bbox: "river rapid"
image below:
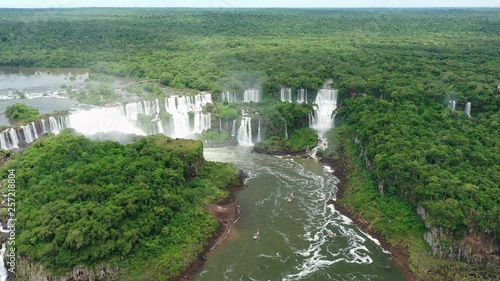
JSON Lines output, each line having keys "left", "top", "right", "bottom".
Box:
{"left": 195, "top": 147, "right": 404, "bottom": 281}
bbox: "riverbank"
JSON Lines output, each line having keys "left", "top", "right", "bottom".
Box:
{"left": 321, "top": 154, "right": 417, "bottom": 281}
{"left": 171, "top": 175, "right": 245, "bottom": 281}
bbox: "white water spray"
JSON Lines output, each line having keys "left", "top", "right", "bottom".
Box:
{"left": 231, "top": 119, "right": 236, "bottom": 138}
{"left": 310, "top": 89, "right": 338, "bottom": 132}
{"left": 309, "top": 89, "right": 338, "bottom": 155}
{"left": 297, "top": 88, "right": 308, "bottom": 104}
{"left": 237, "top": 117, "right": 253, "bottom": 146}
{"left": 281, "top": 88, "right": 292, "bottom": 103}
{"left": 222, "top": 92, "right": 238, "bottom": 103}
{"left": 243, "top": 89, "right": 260, "bottom": 103}
{"left": 465, "top": 102, "right": 471, "bottom": 116}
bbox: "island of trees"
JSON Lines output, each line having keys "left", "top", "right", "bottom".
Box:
{"left": 1, "top": 132, "right": 240, "bottom": 280}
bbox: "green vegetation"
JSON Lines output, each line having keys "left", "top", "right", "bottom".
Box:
{"left": 0, "top": 8, "right": 496, "bottom": 99}
{"left": 329, "top": 127, "right": 499, "bottom": 280}
{"left": 336, "top": 96, "right": 499, "bottom": 241}
{"left": 0, "top": 7, "right": 498, "bottom": 279}
{"left": 4, "top": 103, "right": 40, "bottom": 123}
{"left": 254, "top": 127, "right": 317, "bottom": 154}
{"left": 254, "top": 101, "right": 316, "bottom": 153}
{"left": 70, "top": 84, "right": 120, "bottom": 105}
{"left": 1, "top": 132, "right": 240, "bottom": 280}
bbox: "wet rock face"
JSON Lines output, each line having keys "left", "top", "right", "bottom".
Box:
{"left": 16, "top": 258, "right": 120, "bottom": 281}
{"left": 423, "top": 226, "right": 500, "bottom": 264}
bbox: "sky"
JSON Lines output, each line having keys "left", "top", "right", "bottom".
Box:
{"left": 0, "top": 0, "right": 499, "bottom": 8}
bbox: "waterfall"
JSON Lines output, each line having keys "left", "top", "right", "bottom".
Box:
{"left": 22, "top": 125, "right": 34, "bottom": 143}
{"left": 243, "top": 89, "right": 260, "bottom": 103}
{"left": 309, "top": 89, "right": 338, "bottom": 156}
{"left": 284, "top": 120, "right": 288, "bottom": 140}
{"left": 465, "top": 102, "right": 471, "bottom": 116}
{"left": 164, "top": 94, "right": 212, "bottom": 138}
{"left": 193, "top": 113, "right": 211, "bottom": 134}
{"left": 0, "top": 133, "right": 7, "bottom": 150}
{"left": 70, "top": 93, "right": 213, "bottom": 138}
{"left": 41, "top": 118, "right": 47, "bottom": 134}
{"left": 310, "top": 89, "right": 338, "bottom": 132}
{"left": 0, "top": 116, "right": 68, "bottom": 150}
{"left": 281, "top": 88, "right": 292, "bottom": 103}
{"left": 231, "top": 119, "right": 236, "bottom": 138}
{"left": 237, "top": 117, "right": 253, "bottom": 146}
{"left": 0, "top": 93, "right": 214, "bottom": 150}
{"left": 48, "top": 116, "right": 61, "bottom": 134}
{"left": 31, "top": 122, "right": 39, "bottom": 139}
{"left": 222, "top": 92, "right": 238, "bottom": 103}
{"left": 122, "top": 99, "right": 161, "bottom": 121}
{"left": 297, "top": 88, "right": 308, "bottom": 103}
{"left": 448, "top": 100, "right": 457, "bottom": 111}
{"left": 8, "top": 128, "right": 19, "bottom": 148}
{"left": 219, "top": 117, "right": 222, "bottom": 133}
{"left": 257, "top": 118, "right": 262, "bottom": 142}
{"left": 0, "top": 244, "right": 7, "bottom": 281}
{"left": 157, "top": 119, "right": 165, "bottom": 135}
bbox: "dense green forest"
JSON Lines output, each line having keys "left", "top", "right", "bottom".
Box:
{"left": 4, "top": 103, "right": 40, "bottom": 123}
{"left": 0, "top": 7, "right": 499, "bottom": 279}
{"left": 1, "top": 132, "right": 240, "bottom": 280}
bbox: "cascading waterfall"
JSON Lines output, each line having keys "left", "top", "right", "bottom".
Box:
{"left": 122, "top": 99, "right": 161, "bottom": 121}
{"left": 281, "top": 88, "right": 292, "bottom": 103}
{"left": 243, "top": 89, "right": 260, "bottom": 103}
{"left": 0, "top": 243, "right": 7, "bottom": 281}
{"left": 8, "top": 129, "right": 19, "bottom": 149}
{"left": 297, "top": 88, "right": 308, "bottom": 103}
{"left": 222, "top": 92, "right": 238, "bottom": 103}
{"left": 22, "top": 126, "right": 34, "bottom": 143}
{"left": 257, "top": 118, "right": 262, "bottom": 143}
{"left": 157, "top": 119, "right": 165, "bottom": 135}
{"left": 284, "top": 119, "right": 289, "bottom": 140}
{"left": 237, "top": 117, "right": 253, "bottom": 146}
{"left": 41, "top": 119, "right": 47, "bottom": 134}
{"left": 448, "top": 100, "right": 457, "bottom": 111}
{"left": 310, "top": 89, "right": 338, "bottom": 132}
{"left": 0, "top": 116, "right": 71, "bottom": 150}
{"left": 231, "top": 119, "right": 236, "bottom": 138}
{"left": 0, "top": 135, "right": 6, "bottom": 150}
{"left": 164, "top": 94, "right": 212, "bottom": 138}
{"left": 0, "top": 93, "right": 214, "bottom": 150}
{"left": 465, "top": 102, "right": 471, "bottom": 116}
{"left": 309, "top": 89, "right": 338, "bottom": 155}
{"left": 31, "top": 122, "right": 38, "bottom": 139}
{"left": 49, "top": 116, "right": 61, "bottom": 134}
{"left": 193, "top": 112, "right": 212, "bottom": 134}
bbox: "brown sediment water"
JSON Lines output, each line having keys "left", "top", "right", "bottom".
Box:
{"left": 192, "top": 147, "right": 405, "bottom": 281}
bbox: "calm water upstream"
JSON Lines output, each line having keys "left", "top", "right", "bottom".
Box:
{"left": 197, "top": 147, "right": 404, "bottom": 281}
{"left": 0, "top": 67, "right": 88, "bottom": 125}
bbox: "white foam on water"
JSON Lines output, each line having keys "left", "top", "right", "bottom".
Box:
{"left": 278, "top": 157, "right": 375, "bottom": 281}
{"left": 199, "top": 149, "right": 394, "bottom": 281}
{"left": 359, "top": 229, "right": 392, "bottom": 255}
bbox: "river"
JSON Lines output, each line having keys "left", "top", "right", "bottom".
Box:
{"left": 196, "top": 147, "right": 404, "bottom": 281}
{"left": 0, "top": 68, "right": 405, "bottom": 280}
{"left": 0, "top": 67, "right": 87, "bottom": 126}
